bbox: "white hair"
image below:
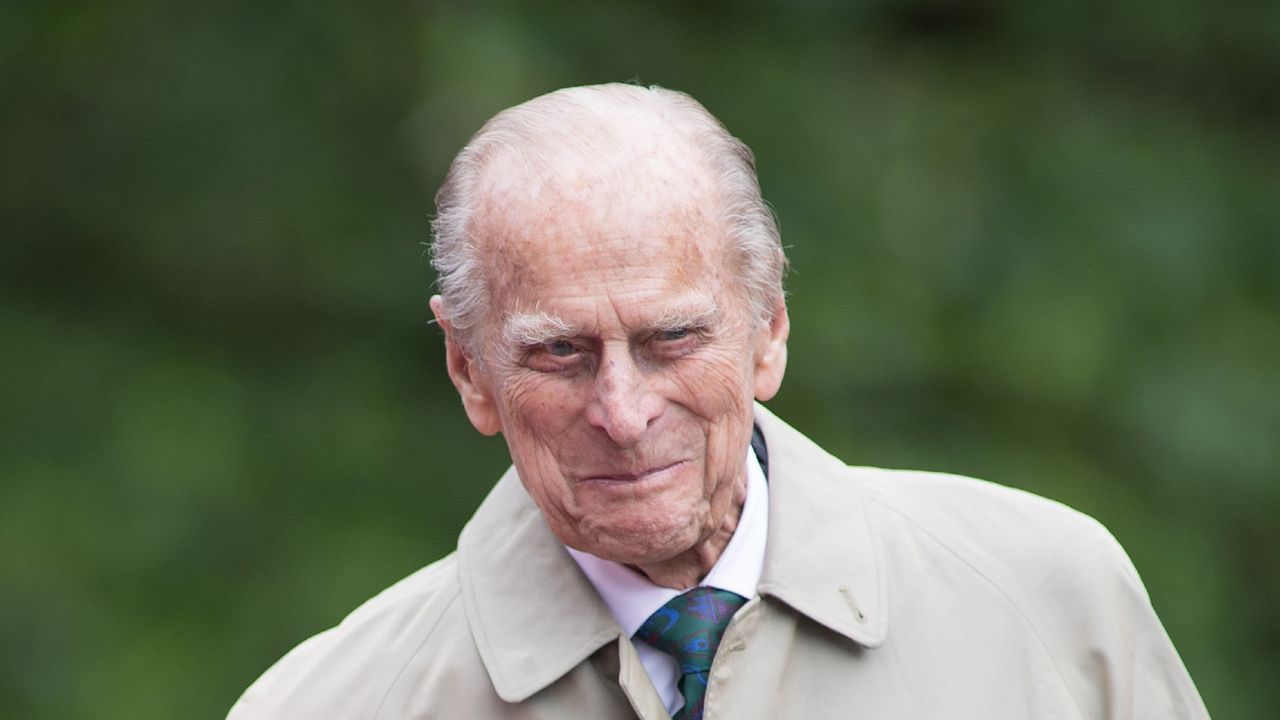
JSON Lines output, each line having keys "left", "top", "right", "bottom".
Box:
{"left": 502, "top": 310, "right": 578, "bottom": 347}
{"left": 502, "top": 297, "right": 722, "bottom": 348}
{"left": 430, "top": 83, "right": 786, "bottom": 350}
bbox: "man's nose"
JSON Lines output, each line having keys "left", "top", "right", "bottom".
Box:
{"left": 584, "top": 346, "right": 663, "bottom": 447}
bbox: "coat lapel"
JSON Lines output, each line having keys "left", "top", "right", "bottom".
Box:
{"left": 457, "top": 466, "right": 622, "bottom": 702}
{"left": 753, "top": 404, "right": 889, "bottom": 648}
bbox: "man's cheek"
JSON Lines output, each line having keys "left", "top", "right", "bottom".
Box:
{"left": 501, "top": 372, "right": 577, "bottom": 425}
{"left": 675, "top": 362, "right": 754, "bottom": 417}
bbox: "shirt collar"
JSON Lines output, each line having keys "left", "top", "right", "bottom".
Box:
{"left": 566, "top": 448, "right": 769, "bottom": 636}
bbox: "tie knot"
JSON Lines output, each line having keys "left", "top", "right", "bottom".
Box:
{"left": 635, "top": 587, "right": 747, "bottom": 673}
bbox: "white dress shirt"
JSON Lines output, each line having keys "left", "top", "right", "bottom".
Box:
{"left": 567, "top": 450, "right": 769, "bottom": 716}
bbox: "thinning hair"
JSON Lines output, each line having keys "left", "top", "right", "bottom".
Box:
{"left": 430, "top": 83, "right": 786, "bottom": 350}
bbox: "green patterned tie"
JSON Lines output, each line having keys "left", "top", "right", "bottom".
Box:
{"left": 635, "top": 587, "right": 748, "bottom": 720}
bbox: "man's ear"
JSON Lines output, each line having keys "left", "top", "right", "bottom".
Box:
{"left": 430, "top": 296, "right": 502, "bottom": 436}
{"left": 753, "top": 294, "right": 790, "bottom": 402}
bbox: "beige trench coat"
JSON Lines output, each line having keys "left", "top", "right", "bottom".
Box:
{"left": 229, "top": 405, "right": 1208, "bottom": 719}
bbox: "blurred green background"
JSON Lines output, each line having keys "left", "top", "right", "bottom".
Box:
{"left": 3, "top": 0, "right": 1277, "bottom": 717}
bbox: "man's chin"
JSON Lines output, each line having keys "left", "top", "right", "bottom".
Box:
{"left": 570, "top": 523, "right": 704, "bottom": 567}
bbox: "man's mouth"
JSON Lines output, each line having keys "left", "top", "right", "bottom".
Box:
{"left": 581, "top": 460, "right": 685, "bottom": 483}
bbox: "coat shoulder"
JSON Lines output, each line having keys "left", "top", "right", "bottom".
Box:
{"left": 854, "top": 466, "right": 1137, "bottom": 595}
{"left": 850, "top": 467, "right": 1213, "bottom": 717}
{"left": 851, "top": 466, "right": 1155, "bottom": 659}
{"left": 227, "top": 553, "right": 470, "bottom": 720}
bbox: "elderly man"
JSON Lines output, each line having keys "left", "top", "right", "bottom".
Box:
{"left": 229, "top": 84, "right": 1208, "bottom": 719}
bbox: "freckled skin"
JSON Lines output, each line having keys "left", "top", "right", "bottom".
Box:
{"left": 433, "top": 144, "right": 789, "bottom": 589}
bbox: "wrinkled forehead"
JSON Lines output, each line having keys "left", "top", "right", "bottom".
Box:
{"left": 469, "top": 144, "right": 734, "bottom": 307}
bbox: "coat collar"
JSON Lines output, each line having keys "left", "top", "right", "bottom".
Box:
{"left": 752, "top": 403, "right": 888, "bottom": 648}
{"left": 456, "top": 465, "right": 622, "bottom": 702}
{"left": 457, "top": 403, "right": 888, "bottom": 702}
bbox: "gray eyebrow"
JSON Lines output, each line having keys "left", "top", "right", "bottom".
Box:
{"left": 651, "top": 300, "right": 720, "bottom": 332}
{"left": 501, "top": 298, "right": 720, "bottom": 346}
{"left": 503, "top": 311, "right": 579, "bottom": 346}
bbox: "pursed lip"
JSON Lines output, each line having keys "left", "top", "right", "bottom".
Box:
{"left": 579, "top": 460, "right": 686, "bottom": 483}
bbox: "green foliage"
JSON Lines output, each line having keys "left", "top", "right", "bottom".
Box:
{"left": 2, "top": 1, "right": 1277, "bottom": 717}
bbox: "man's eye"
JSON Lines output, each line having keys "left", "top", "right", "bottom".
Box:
{"left": 544, "top": 339, "right": 577, "bottom": 357}
{"left": 657, "top": 328, "right": 690, "bottom": 342}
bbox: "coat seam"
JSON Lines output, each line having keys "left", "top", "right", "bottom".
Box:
{"left": 369, "top": 589, "right": 464, "bottom": 719}
{"left": 865, "top": 490, "right": 1090, "bottom": 720}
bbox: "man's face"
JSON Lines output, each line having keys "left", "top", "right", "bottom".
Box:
{"left": 436, "top": 158, "right": 786, "bottom": 567}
